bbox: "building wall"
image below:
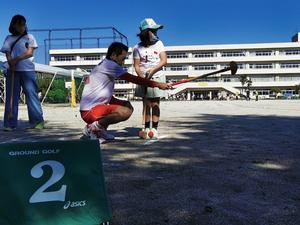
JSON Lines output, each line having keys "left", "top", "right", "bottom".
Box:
{"left": 49, "top": 37, "right": 300, "bottom": 99}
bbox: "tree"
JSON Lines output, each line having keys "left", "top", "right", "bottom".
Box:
{"left": 36, "top": 73, "right": 84, "bottom": 103}
{"left": 239, "top": 75, "right": 248, "bottom": 94}
{"left": 246, "top": 78, "right": 253, "bottom": 89}
{"left": 270, "top": 87, "right": 281, "bottom": 94}
{"left": 47, "top": 79, "right": 68, "bottom": 103}
{"left": 47, "top": 89, "right": 67, "bottom": 103}
{"left": 245, "top": 78, "right": 252, "bottom": 100}
{"left": 36, "top": 74, "right": 68, "bottom": 103}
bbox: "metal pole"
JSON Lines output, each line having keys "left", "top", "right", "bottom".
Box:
{"left": 42, "top": 72, "right": 57, "bottom": 105}
{"left": 48, "top": 31, "right": 52, "bottom": 50}
{"left": 80, "top": 29, "right": 82, "bottom": 48}
{"left": 113, "top": 28, "right": 116, "bottom": 42}
{"left": 44, "top": 39, "right": 48, "bottom": 64}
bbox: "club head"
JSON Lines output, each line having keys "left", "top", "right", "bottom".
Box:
{"left": 230, "top": 61, "right": 238, "bottom": 75}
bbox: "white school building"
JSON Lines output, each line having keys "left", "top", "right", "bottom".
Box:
{"left": 49, "top": 33, "right": 300, "bottom": 100}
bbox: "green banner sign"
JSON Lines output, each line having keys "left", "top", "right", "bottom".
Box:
{"left": 0, "top": 140, "right": 111, "bottom": 225}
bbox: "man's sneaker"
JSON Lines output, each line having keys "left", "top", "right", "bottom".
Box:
{"left": 148, "top": 128, "right": 158, "bottom": 139}
{"left": 82, "top": 122, "right": 115, "bottom": 140}
{"left": 82, "top": 124, "right": 98, "bottom": 140}
{"left": 98, "top": 129, "right": 115, "bottom": 140}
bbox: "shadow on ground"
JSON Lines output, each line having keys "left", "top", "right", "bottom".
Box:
{"left": 1, "top": 114, "right": 300, "bottom": 225}
{"left": 0, "top": 119, "right": 82, "bottom": 143}
{"left": 103, "top": 114, "right": 300, "bottom": 225}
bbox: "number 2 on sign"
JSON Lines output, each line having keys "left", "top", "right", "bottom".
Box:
{"left": 29, "top": 160, "right": 67, "bottom": 203}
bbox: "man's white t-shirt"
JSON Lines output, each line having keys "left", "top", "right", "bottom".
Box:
{"left": 133, "top": 40, "right": 165, "bottom": 78}
{"left": 0, "top": 34, "right": 38, "bottom": 71}
{"left": 80, "top": 58, "right": 126, "bottom": 111}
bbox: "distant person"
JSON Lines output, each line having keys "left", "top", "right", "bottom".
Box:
{"left": 192, "top": 92, "right": 195, "bottom": 100}
{"left": 246, "top": 89, "right": 250, "bottom": 101}
{"left": 235, "top": 92, "right": 239, "bottom": 100}
{"left": 0, "top": 15, "right": 44, "bottom": 131}
{"left": 200, "top": 93, "right": 204, "bottom": 100}
{"left": 133, "top": 18, "right": 167, "bottom": 139}
{"left": 255, "top": 90, "right": 259, "bottom": 101}
{"left": 80, "top": 42, "right": 171, "bottom": 141}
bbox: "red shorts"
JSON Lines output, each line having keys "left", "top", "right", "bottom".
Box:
{"left": 80, "top": 97, "right": 128, "bottom": 124}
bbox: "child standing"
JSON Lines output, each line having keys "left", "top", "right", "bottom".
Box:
{"left": 133, "top": 18, "right": 167, "bottom": 139}
{"left": 1, "top": 15, "right": 44, "bottom": 130}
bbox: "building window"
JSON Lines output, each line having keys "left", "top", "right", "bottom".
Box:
{"left": 221, "top": 51, "right": 245, "bottom": 57}
{"left": 167, "top": 53, "right": 188, "bottom": 58}
{"left": 251, "top": 77, "right": 275, "bottom": 82}
{"left": 237, "top": 64, "right": 245, "bottom": 69}
{"left": 113, "top": 90, "right": 128, "bottom": 98}
{"left": 193, "top": 52, "right": 215, "bottom": 58}
{"left": 54, "top": 56, "right": 76, "bottom": 61}
{"left": 285, "top": 50, "right": 300, "bottom": 55}
{"left": 220, "top": 64, "right": 245, "bottom": 69}
{"left": 249, "top": 64, "right": 273, "bottom": 69}
{"left": 223, "top": 78, "right": 231, "bottom": 82}
{"left": 165, "top": 66, "right": 188, "bottom": 71}
{"left": 279, "top": 76, "right": 300, "bottom": 81}
{"left": 115, "top": 79, "right": 129, "bottom": 84}
{"left": 82, "top": 55, "right": 103, "bottom": 61}
{"left": 194, "top": 64, "right": 217, "bottom": 70}
{"left": 282, "top": 90, "right": 296, "bottom": 95}
{"left": 258, "top": 90, "right": 271, "bottom": 95}
{"left": 255, "top": 51, "right": 273, "bottom": 56}
{"left": 280, "top": 63, "right": 300, "bottom": 68}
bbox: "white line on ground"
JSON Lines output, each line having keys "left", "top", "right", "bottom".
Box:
{"left": 143, "top": 135, "right": 169, "bottom": 145}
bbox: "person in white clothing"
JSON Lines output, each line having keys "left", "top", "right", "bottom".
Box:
{"left": 80, "top": 42, "right": 171, "bottom": 141}
{"left": 133, "top": 18, "right": 167, "bottom": 139}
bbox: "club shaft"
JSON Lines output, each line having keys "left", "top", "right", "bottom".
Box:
{"left": 171, "top": 67, "right": 231, "bottom": 86}
{"left": 8, "top": 70, "right": 15, "bottom": 119}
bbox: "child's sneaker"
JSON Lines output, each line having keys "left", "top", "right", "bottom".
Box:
{"left": 139, "top": 128, "right": 151, "bottom": 139}
{"left": 148, "top": 128, "right": 158, "bottom": 139}
{"left": 3, "top": 126, "right": 16, "bottom": 132}
{"left": 34, "top": 121, "right": 45, "bottom": 129}
{"left": 26, "top": 121, "right": 45, "bottom": 130}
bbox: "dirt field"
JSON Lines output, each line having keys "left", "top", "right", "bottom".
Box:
{"left": 1, "top": 100, "right": 300, "bottom": 225}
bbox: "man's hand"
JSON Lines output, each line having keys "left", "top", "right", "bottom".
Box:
{"left": 8, "top": 59, "right": 17, "bottom": 71}
{"left": 157, "top": 82, "right": 173, "bottom": 90}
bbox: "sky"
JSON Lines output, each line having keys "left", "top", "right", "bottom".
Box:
{"left": 1, "top": 0, "right": 300, "bottom": 63}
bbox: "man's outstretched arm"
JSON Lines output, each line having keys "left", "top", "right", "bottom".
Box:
{"left": 119, "top": 73, "right": 171, "bottom": 90}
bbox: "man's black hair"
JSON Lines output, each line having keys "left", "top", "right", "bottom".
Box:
{"left": 9, "top": 14, "right": 28, "bottom": 36}
{"left": 106, "top": 42, "right": 128, "bottom": 59}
